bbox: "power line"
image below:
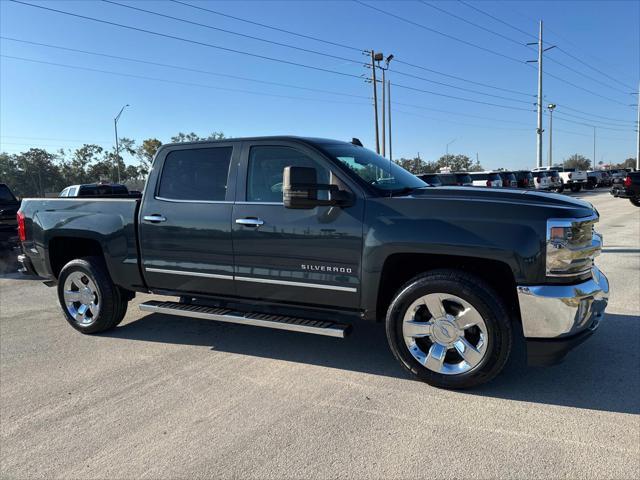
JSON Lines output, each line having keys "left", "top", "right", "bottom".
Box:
{"left": 8, "top": 1, "right": 364, "bottom": 80}
{"left": 458, "top": 0, "right": 636, "bottom": 94}
{"left": 102, "top": 0, "right": 530, "bottom": 105}
{"left": 419, "top": 1, "right": 528, "bottom": 48}
{"left": 393, "top": 58, "right": 532, "bottom": 97}
{"left": 0, "top": 55, "right": 370, "bottom": 106}
{"left": 555, "top": 103, "right": 637, "bottom": 123}
{"left": 556, "top": 47, "right": 636, "bottom": 92}
{"left": 170, "top": 0, "right": 534, "bottom": 98}
{"left": 543, "top": 108, "right": 635, "bottom": 128}
{"left": 551, "top": 112, "right": 635, "bottom": 132}
{"left": 3, "top": 3, "right": 549, "bottom": 112}
{"left": 168, "top": 0, "right": 363, "bottom": 53}
{"left": 393, "top": 108, "right": 531, "bottom": 131}
{"left": 391, "top": 68, "right": 533, "bottom": 104}
{"left": 457, "top": 0, "right": 537, "bottom": 41}
{"left": 391, "top": 82, "right": 535, "bottom": 111}
{"left": 100, "top": 0, "right": 363, "bottom": 67}
{"left": 1, "top": 135, "right": 111, "bottom": 143}
{"left": 1, "top": 37, "right": 370, "bottom": 100}
{"left": 353, "top": 0, "right": 525, "bottom": 64}
{"left": 506, "top": 2, "right": 637, "bottom": 87}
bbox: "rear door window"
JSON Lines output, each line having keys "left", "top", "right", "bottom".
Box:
{"left": 158, "top": 147, "right": 233, "bottom": 201}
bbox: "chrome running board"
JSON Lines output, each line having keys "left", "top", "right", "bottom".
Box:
{"left": 139, "top": 300, "right": 351, "bottom": 338}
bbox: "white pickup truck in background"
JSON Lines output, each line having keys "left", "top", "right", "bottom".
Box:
{"left": 532, "top": 166, "right": 588, "bottom": 192}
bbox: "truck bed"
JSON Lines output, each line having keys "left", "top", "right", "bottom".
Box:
{"left": 18, "top": 198, "right": 145, "bottom": 290}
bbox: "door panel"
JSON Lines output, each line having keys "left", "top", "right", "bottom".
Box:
{"left": 139, "top": 144, "right": 237, "bottom": 295}
{"left": 231, "top": 142, "right": 364, "bottom": 309}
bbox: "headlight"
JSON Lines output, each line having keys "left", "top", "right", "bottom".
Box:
{"left": 546, "top": 214, "right": 601, "bottom": 277}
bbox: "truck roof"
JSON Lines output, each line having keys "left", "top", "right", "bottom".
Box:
{"left": 160, "top": 136, "right": 353, "bottom": 150}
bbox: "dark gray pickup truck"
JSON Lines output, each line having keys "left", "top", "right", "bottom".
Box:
{"left": 17, "top": 137, "right": 609, "bottom": 388}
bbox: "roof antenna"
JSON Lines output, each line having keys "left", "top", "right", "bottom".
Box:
{"left": 351, "top": 137, "right": 363, "bottom": 147}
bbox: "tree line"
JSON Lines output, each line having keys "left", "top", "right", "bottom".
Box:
{"left": 1, "top": 133, "right": 635, "bottom": 198}
{"left": 0, "top": 132, "right": 224, "bottom": 197}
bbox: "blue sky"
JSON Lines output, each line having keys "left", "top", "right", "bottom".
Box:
{"left": 1, "top": 0, "right": 638, "bottom": 170}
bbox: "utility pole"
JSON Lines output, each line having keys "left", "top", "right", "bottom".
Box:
{"left": 388, "top": 80, "right": 393, "bottom": 162}
{"left": 636, "top": 81, "right": 640, "bottom": 170}
{"left": 593, "top": 126, "right": 596, "bottom": 167}
{"left": 593, "top": 126, "right": 596, "bottom": 166}
{"left": 381, "top": 68, "right": 386, "bottom": 157}
{"left": 535, "top": 21, "right": 543, "bottom": 169}
{"left": 114, "top": 104, "right": 129, "bottom": 184}
{"left": 527, "top": 21, "right": 555, "bottom": 169}
{"left": 370, "top": 50, "right": 382, "bottom": 154}
{"left": 548, "top": 103, "right": 556, "bottom": 166}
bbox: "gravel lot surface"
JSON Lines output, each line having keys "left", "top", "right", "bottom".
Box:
{"left": 1, "top": 190, "right": 638, "bottom": 479}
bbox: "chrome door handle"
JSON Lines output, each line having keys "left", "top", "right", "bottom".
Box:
{"left": 143, "top": 214, "right": 167, "bottom": 223}
{"left": 235, "top": 218, "right": 264, "bottom": 227}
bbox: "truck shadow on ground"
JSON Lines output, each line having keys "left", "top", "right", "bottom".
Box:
{"left": 105, "top": 311, "right": 639, "bottom": 415}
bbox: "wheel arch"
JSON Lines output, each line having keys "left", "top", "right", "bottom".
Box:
{"left": 373, "top": 253, "right": 520, "bottom": 325}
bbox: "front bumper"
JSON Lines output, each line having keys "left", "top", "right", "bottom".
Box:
{"left": 517, "top": 267, "right": 609, "bottom": 365}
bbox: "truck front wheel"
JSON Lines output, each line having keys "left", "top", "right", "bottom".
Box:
{"left": 57, "top": 257, "right": 128, "bottom": 334}
{"left": 385, "top": 270, "right": 512, "bottom": 389}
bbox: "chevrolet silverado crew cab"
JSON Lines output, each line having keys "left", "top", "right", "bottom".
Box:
{"left": 16, "top": 137, "right": 610, "bottom": 389}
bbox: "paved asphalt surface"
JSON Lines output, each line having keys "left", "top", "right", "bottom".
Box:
{"left": 1, "top": 190, "right": 638, "bottom": 479}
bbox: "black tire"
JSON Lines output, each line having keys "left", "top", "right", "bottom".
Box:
{"left": 585, "top": 180, "right": 595, "bottom": 190}
{"left": 556, "top": 181, "right": 565, "bottom": 193}
{"left": 57, "top": 257, "right": 127, "bottom": 334}
{"left": 385, "top": 269, "right": 512, "bottom": 389}
{"left": 630, "top": 197, "right": 640, "bottom": 207}
{"left": 570, "top": 183, "right": 582, "bottom": 192}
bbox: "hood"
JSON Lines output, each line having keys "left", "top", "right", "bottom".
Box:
{"left": 405, "top": 186, "right": 594, "bottom": 218}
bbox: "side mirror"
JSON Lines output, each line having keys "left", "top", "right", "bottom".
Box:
{"left": 283, "top": 166, "right": 351, "bottom": 209}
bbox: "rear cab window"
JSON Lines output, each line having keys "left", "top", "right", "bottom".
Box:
{"left": 158, "top": 147, "right": 233, "bottom": 202}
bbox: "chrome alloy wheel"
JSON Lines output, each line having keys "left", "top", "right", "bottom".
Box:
{"left": 402, "top": 293, "right": 488, "bottom": 375}
{"left": 63, "top": 271, "right": 100, "bottom": 325}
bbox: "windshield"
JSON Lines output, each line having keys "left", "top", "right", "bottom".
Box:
{"left": 322, "top": 144, "right": 427, "bottom": 193}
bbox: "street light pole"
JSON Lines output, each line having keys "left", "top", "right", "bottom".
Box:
{"left": 547, "top": 103, "right": 556, "bottom": 167}
{"left": 114, "top": 104, "right": 129, "bottom": 183}
{"left": 446, "top": 138, "right": 456, "bottom": 157}
{"left": 388, "top": 79, "right": 393, "bottom": 162}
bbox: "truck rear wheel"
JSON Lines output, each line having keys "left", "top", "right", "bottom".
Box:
{"left": 385, "top": 269, "right": 512, "bottom": 389}
{"left": 570, "top": 183, "right": 582, "bottom": 192}
{"left": 57, "top": 257, "right": 127, "bottom": 334}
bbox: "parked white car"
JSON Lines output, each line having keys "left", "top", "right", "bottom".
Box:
{"left": 533, "top": 166, "right": 587, "bottom": 192}
{"left": 468, "top": 171, "right": 503, "bottom": 188}
{"left": 531, "top": 171, "right": 553, "bottom": 190}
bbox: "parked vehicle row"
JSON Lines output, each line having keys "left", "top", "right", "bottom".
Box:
{"left": 16, "top": 136, "right": 610, "bottom": 389}
{"left": 419, "top": 167, "right": 633, "bottom": 194}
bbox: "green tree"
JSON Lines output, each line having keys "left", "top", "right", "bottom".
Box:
{"left": 136, "top": 138, "right": 162, "bottom": 175}
{"left": 619, "top": 157, "right": 636, "bottom": 169}
{"left": 564, "top": 154, "right": 591, "bottom": 170}
{"left": 14, "top": 148, "right": 64, "bottom": 196}
{"left": 436, "top": 154, "right": 482, "bottom": 172}
{"left": 58, "top": 144, "right": 104, "bottom": 185}
{"left": 170, "top": 131, "right": 226, "bottom": 143}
